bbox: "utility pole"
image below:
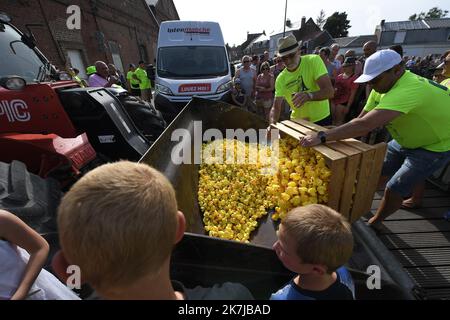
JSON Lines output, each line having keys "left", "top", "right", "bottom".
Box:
{"left": 283, "top": 0, "right": 288, "bottom": 37}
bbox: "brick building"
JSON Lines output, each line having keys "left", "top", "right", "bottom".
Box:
{"left": 3, "top": 0, "right": 179, "bottom": 79}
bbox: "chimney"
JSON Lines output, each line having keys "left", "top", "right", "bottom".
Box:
{"left": 301, "top": 16, "right": 306, "bottom": 28}
{"left": 381, "top": 19, "right": 385, "bottom": 26}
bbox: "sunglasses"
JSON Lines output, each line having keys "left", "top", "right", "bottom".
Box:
{"left": 368, "top": 67, "right": 394, "bottom": 85}
{"left": 243, "top": 60, "right": 250, "bottom": 63}
{"left": 262, "top": 67, "right": 269, "bottom": 71}
{"left": 281, "top": 52, "right": 296, "bottom": 62}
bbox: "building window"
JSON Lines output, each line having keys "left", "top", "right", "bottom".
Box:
{"left": 67, "top": 49, "right": 87, "bottom": 79}
{"left": 394, "top": 31, "right": 406, "bottom": 44}
{"left": 109, "top": 41, "right": 124, "bottom": 73}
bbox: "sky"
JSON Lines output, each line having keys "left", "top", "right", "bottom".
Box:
{"left": 173, "top": 0, "right": 450, "bottom": 46}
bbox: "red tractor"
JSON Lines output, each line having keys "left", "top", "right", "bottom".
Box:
{"left": 0, "top": 12, "right": 166, "bottom": 186}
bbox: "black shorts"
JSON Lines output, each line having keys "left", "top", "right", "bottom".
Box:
{"left": 131, "top": 88, "right": 141, "bottom": 96}
{"left": 315, "top": 114, "right": 332, "bottom": 126}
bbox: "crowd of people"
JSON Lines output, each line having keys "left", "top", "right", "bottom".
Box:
{"left": 233, "top": 41, "right": 450, "bottom": 128}
{"left": 259, "top": 34, "right": 450, "bottom": 228}
{"left": 67, "top": 60, "right": 155, "bottom": 103}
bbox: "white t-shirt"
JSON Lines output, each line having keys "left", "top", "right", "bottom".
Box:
{"left": 0, "top": 240, "right": 80, "bottom": 300}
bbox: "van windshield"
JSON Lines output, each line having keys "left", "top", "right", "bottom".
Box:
{"left": 157, "top": 46, "right": 229, "bottom": 79}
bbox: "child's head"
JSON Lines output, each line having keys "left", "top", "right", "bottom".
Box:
{"left": 273, "top": 204, "right": 353, "bottom": 275}
{"left": 56, "top": 161, "right": 184, "bottom": 293}
{"left": 234, "top": 78, "right": 241, "bottom": 89}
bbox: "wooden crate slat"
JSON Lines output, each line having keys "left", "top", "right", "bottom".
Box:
{"left": 343, "top": 139, "right": 374, "bottom": 152}
{"left": 282, "top": 120, "right": 315, "bottom": 135}
{"left": 271, "top": 123, "right": 304, "bottom": 140}
{"left": 271, "top": 123, "right": 347, "bottom": 213}
{"left": 289, "top": 118, "right": 327, "bottom": 132}
{"left": 357, "top": 143, "right": 387, "bottom": 222}
{"left": 350, "top": 148, "right": 377, "bottom": 221}
{"left": 273, "top": 120, "right": 383, "bottom": 222}
{"left": 327, "top": 157, "right": 347, "bottom": 212}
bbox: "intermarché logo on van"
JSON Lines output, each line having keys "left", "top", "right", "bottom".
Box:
{"left": 167, "top": 27, "right": 211, "bottom": 35}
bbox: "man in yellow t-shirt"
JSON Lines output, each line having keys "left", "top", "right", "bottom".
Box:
{"left": 126, "top": 64, "right": 141, "bottom": 97}
{"left": 268, "top": 34, "right": 334, "bottom": 129}
{"left": 300, "top": 50, "right": 450, "bottom": 226}
{"left": 439, "top": 53, "right": 450, "bottom": 88}
{"left": 134, "top": 60, "right": 152, "bottom": 102}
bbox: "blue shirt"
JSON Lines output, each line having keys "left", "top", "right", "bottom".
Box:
{"left": 270, "top": 266, "right": 355, "bottom": 300}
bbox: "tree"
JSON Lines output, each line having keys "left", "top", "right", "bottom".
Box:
{"left": 316, "top": 10, "right": 327, "bottom": 29}
{"left": 409, "top": 7, "right": 448, "bottom": 20}
{"left": 323, "top": 12, "right": 351, "bottom": 38}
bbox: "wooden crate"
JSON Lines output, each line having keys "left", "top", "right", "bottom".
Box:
{"left": 271, "top": 119, "right": 387, "bottom": 223}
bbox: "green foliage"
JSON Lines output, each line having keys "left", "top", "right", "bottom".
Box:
{"left": 409, "top": 7, "right": 449, "bottom": 20}
{"left": 316, "top": 10, "right": 327, "bottom": 29}
{"left": 323, "top": 12, "right": 351, "bottom": 38}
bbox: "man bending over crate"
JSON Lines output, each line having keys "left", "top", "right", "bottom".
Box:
{"left": 300, "top": 50, "right": 450, "bottom": 226}
{"left": 268, "top": 34, "right": 335, "bottom": 127}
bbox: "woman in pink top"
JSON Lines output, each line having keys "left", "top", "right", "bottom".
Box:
{"left": 331, "top": 57, "right": 359, "bottom": 125}
{"left": 255, "top": 62, "right": 275, "bottom": 121}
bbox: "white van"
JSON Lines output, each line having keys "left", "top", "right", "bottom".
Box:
{"left": 155, "top": 21, "right": 233, "bottom": 115}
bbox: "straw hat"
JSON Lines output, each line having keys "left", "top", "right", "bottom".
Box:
{"left": 277, "top": 34, "right": 300, "bottom": 57}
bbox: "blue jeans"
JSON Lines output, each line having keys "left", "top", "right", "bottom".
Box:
{"left": 383, "top": 140, "right": 450, "bottom": 197}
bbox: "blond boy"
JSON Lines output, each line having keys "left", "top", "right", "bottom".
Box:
{"left": 52, "top": 161, "right": 253, "bottom": 300}
{"left": 271, "top": 204, "right": 355, "bottom": 300}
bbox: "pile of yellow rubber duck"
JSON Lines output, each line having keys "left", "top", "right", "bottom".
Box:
{"left": 198, "top": 137, "right": 331, "bottom": 242}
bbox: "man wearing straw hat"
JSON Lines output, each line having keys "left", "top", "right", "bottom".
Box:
{"left": 268, "top": 34, "right": 335, "bottom": 128}
{"left": 300, "top": 49, "right": 450, "bottom": 226}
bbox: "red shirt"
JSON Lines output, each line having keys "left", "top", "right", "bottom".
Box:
{"left": 333, "top": 73, "right": 359, "bottom": 105}
{"left": 256, "top": 74, "right": 274, "bottom": 101}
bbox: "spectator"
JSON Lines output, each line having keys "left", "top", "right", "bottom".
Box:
{"left": 86, "top": 65, "right": 96, "bottom": 76}
{"left": 234, "top": 55, "right": 257, "bottom": 105}
{"left": 300, "top": 45, "right": 308, "bottom": 55}
{"left": 53, "top": 162, "right": 254, "bottom": 300}
{"left": 319, "top": 47, "right": 336, "bottom": 78}
{"left": 406, "top": 56, "right": 416, "bottom": 69}
{"left": 146, "top": 64, "right": 156, "bottom": 88}
{"left": 389, "top": 45, "right": 403, "bottom": 58}
{"left": 68, "top": 67, "right": 86, "bottom": 88}
{"left": 271, "top": 55, "right": 290, "bottom": 121}
{"left": 0, "top": 210, "right": 80, "bottom": 300}
{"left": 330, "top": 44, "right": 342, "bottom": 70}
{"left": 301, "top": 50, "right": 450, "bottom": 226}
{"left": 431, "top": 65, "right": 446, "bottom": 84}
{"left": 230, "top": 78, "right": 248, "bottom": 109}
{"left": 268, "top": 34, "right": 334, "bottom": 129}
{"left": 251, "top": 55, "right": 260, "bottom": 73}
{"left": 363, "top": 40, "right": 377, "bottom": 59}
{"left": 345, "top": 50, "right": 363, "bottom": 76}
{"left": 271, "top": 205, "right": 355, "bottom": 300}
{"left": 331, "top": 57, "right": 359, "bottom": 125}
{"left": 108, "top": 64, "right": 127, "bottom": 89}
{"left": 134, "top": 61, "right": 153, "bottom": 102}
{"left": 439, "top": 53, "right": 450, "bottom": 88}
{"left": 126, "top": 64, "right": 141, "bottom": 96}
{"left": 255, "top": 61, "right": 275, "bottom": 121}
{"left": 88, "top": 61, "right": 118, "bottom": 88}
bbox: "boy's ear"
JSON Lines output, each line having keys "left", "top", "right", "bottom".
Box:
{"left": 175, "top": 210, "right": 186, "bottom": 244}
{"left": 51, "top": 250, "right": 71, "bottom": 283}
{"left": 311, "top": 264, "right": 328, "bottom": 276}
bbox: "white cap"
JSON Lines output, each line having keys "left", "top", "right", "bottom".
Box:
{"left": 355, "top": 50, "right": 402, "bottom": 83}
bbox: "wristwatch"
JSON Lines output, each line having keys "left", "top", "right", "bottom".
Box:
{"left": 317, "top": 131, "right": 327, "bottom": 144}
{"left": 307, "top": 92, "right": 314, "bottom": 101}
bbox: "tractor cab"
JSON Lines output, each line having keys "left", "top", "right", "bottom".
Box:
{"left": 0, "top": 12, "right": 166, "bottom": 184}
